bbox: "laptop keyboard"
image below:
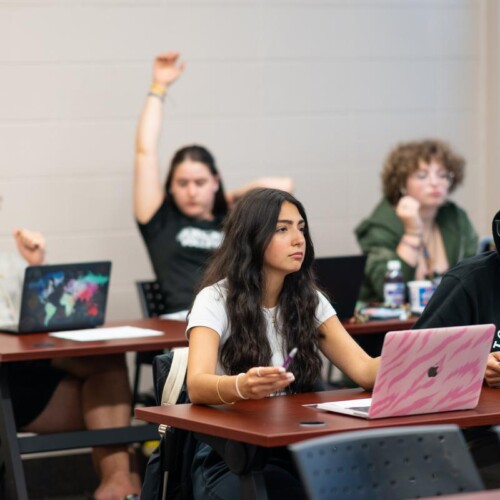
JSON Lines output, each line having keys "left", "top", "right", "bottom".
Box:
{"left": 349, "top": 406, "right": 371, "bottom": 413}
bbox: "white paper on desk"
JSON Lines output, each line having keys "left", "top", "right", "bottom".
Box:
{"left": 49, "top": 326, "right": 164, "bottom": 342}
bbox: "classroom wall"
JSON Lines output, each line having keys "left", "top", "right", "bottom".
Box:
{"left": 0, "top": 0, "right": 494, "bottom": 320}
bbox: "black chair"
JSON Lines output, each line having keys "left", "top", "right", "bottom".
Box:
{"left": 132, "top": 280, "right": 168, "bottom": 409}
{"left": 289, "top": 424, "right": 484, "bottom": 500}
{"left": 477, "top": 236, "right": 495, "bottom": 254}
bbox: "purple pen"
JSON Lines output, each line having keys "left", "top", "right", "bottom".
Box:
{"left": 282, "top": 347, "right": 298, "bottom": 369}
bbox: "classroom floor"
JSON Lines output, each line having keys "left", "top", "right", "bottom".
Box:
{"left": 24, "top": 446, "right": 149, "bottom": 500}
{"left": 25, "top": 450, "right": 97, "bottom": 499}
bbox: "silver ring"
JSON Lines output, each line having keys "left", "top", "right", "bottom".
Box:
{"left": 257, "top": 367, "right": 262, "bottom": 377}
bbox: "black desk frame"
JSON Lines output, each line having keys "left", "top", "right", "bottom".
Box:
{"left": 0, "top": 363, "right": 159, "bottom": 500}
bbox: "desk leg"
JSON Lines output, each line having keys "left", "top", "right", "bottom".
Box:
{"left": 0, "top": 364, "right": 29, "bottom": 500}
{"left": 198, "top": 433, "right": 269, "bottom": 500}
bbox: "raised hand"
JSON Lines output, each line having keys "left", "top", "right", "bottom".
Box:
{"left": 13, "top": 228, "right": 46, "bottom": 266}
{"left": 152, "top": 51, "right": 186, "bottom": 88}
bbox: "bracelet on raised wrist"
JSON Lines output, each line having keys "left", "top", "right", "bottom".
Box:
{"left": 148, "top": 82, "right": 167, "bottom": 101}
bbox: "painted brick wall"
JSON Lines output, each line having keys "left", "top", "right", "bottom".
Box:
{"left": 0, "top": 0, "right": 484, "bottom": 320}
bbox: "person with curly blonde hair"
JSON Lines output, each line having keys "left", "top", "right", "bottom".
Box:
{"left": 355, "top": 139, "right": 478, "bottom": 304}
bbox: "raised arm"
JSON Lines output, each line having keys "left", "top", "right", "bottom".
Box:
{"left": 134, "top": 52, "right": 185, "bottom": 224}
{"left": 318, "top": 315, "right": 380, "bottom": 390}
{"left": 225, "top": 177, "right": 294, "bottom": 209}
{"left": 13, "top": 228, "right": 46, "bottom": 266}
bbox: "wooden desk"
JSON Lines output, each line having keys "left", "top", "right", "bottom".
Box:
{"left": 136, "top": 388, "right": 500, "bottom": 499}
{"left": 0, "top": 318, "right": 188, "bottom": 500}
{"left": 136, "top": 387, "right": 500, "bottom": 447}
{"left": 341, "top": 316, "right": 416, "bottom": 336}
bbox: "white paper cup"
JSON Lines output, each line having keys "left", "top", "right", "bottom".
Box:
{"left": 408, "top": 280, "right": 435, "bottom": 314}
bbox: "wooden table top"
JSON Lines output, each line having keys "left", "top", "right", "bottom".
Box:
{"left": 0, "top": 316, "right": 416, "bottom": 363}
{"left": 0, "top": 318, "right": 188, "bottom": 362}
{"left": 136, "top": 387, "right": 500, "bottom": 448}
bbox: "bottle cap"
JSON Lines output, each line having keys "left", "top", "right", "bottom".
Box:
{"left": 387, "top": 260, "right": 401, "bottom": 271}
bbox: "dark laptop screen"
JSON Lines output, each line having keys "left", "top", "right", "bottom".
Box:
{"left": 19, "top": 261, "right": 112, "bottom": 333}
{"left": 313, "top": 255, "right": 367, "bottom": 319}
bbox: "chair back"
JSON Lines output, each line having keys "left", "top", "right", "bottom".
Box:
{"left": 289, "top": 424, "right": 484, "bottom": 500}
{"left": 477, "top": 236, "right": 495, "bottom": 254}
{"left": 135, "top": 280, "right": 168, "bottom": 318}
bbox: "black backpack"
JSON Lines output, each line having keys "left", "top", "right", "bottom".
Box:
{"left": 140, "top": 348, "right": 196, "bottom": 500}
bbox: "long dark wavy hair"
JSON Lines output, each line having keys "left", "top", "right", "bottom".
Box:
{"left": 198, "top": 188, "right": 323, "bottom": 392}
{"left": 165, "top": 145, "right": 229, "bottom": 218}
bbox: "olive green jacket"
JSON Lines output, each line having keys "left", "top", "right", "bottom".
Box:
{"left": 355, "top": 198, "right": 478, "bottom": 303}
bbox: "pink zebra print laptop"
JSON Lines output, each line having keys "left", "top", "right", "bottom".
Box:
{"left": 317, "top": 324, "right": 495, "bottom": 419}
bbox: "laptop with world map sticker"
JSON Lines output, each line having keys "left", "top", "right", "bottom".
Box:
{"left": 0, "top": 261, "right": 111, "bottom": 334}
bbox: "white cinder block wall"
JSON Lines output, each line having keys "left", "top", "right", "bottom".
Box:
{"left": 0, "top": 0, "right": 494, "bottom": 321}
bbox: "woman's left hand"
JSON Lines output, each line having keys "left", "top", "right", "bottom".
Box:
{"left": 238, "top": 366, "right": 295, "bottom": 399}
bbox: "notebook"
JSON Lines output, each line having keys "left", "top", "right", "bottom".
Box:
{"left": 0, "top": 261, "right": 112, "bottom": 334}
{"left": 312, "top": 255, "right": 367, "bottom": 319}
{"left": 316, "top": 324, "right": 495, "bottom": 419}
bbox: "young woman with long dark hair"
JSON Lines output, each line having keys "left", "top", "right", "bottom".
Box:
{"left": 187, "top": 188, "right": 379, "bottom": 499}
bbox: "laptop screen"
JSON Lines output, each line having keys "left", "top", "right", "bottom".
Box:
{"left": 19, "top": 261, "right": 112, "bottom": 333}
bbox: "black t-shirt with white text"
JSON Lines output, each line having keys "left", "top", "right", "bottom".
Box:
{"left": 138, "top": 200, "right": 224, "bottom": 313}
{"left": 415, "top": 251, "right": 500, "bottom": 351}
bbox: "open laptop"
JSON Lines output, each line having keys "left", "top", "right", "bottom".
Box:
{"left": 0, "top": 261, "right": 111, "bottom": 334}
{"left": 316, "top": 324, "right": 495, "bottom": 419}
{"left": 313, "top": 255, "right": 367, "bottom": 319}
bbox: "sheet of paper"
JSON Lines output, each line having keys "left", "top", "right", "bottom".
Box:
{"left": 49, "top": 326, "right": 164, "bottom": 342}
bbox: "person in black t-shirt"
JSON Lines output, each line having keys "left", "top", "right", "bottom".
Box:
{"left": 134, "top": 52, "right": 293, "bottom": 314}
{"left": 415, "top": 209, "right": 500, "bottom": 387}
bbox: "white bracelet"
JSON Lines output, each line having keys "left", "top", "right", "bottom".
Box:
{"left": 235, "top": 373, "right": 249, "bottom": 400}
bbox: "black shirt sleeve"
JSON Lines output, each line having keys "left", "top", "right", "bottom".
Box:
{"left": 414, "top": 275, "right": 474, "bottom": 329}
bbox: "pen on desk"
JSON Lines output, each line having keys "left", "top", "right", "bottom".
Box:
{"left": 282, "top": 347, "right": 298, "bottom": 370}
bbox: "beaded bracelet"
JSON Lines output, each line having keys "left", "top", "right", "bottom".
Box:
{"left": 147, "top": 91, "right": 165, "bottom": 101}
{"left": 216, "top": 375, "right": 235, "bottom": 405}
{"left": 235, "top": 373, "right": 249, "bottom": 400}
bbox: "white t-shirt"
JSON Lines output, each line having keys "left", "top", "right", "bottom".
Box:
{"left": 0, "top": 251, "right": 26, "bottom": 325}
{"left": 187, "top": 279, "right": 336, "bottom": 375}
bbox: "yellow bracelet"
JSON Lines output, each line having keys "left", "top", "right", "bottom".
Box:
{"left": 216, "top": 375, "right": 236, "bottom": 405}
{"left": 150, "top": 82, "right": 167, "bottom": 96}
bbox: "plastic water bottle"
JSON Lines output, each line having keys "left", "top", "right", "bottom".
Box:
{"left": 383, "top": 260, "right": 405, "bottom": 306}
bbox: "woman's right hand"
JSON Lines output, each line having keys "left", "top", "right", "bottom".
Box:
{"left": 152, "top": 51, "right": 185, "bottom": 88}
{"left": 395, "top": 195, "right": 423, "bottom": 236}
{"left": 238, "top": 366, "right": 295, "bottom": 400}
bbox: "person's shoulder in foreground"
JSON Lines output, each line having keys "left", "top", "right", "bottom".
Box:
{"left": 415, "top": 208, "right": 500, "bottom": 388}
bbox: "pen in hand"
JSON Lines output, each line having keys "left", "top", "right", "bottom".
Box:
{"left": 282, "top": 347, "right": 298, "bottom": 370}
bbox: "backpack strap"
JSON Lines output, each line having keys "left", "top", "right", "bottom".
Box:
{"left": 161, "top": 347, "right": 189, "bottom": 406}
